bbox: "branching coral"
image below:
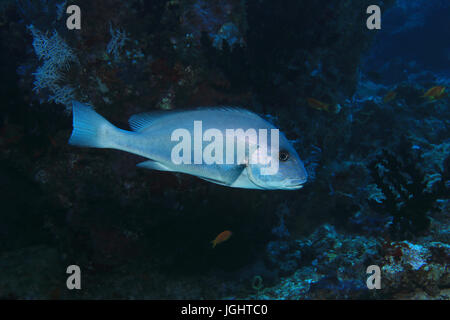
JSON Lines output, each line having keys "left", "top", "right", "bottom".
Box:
{"left": 48, "top": 85, "right": 76, "bottom": 105}
{"left": 29, "top": 27, "right": 73, "bottom": 64}
{"left": 32, "top": 60, "right": 61, "bottom": 92}
{"left": 28, "top": 24, "right": 77, "bottom": 109}
{"left": 367, "top": 140, "right": 448, "bottom": 239}
{"left": 106, "top": 24, "right": 129, "bottom": 61}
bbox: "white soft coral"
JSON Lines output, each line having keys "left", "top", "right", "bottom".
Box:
{"left": 28, "top": 25, "right": 77, "bottom": 110}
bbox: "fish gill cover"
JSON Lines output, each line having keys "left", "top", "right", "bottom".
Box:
{"left": 0, "top": 0, "right": 448, "bottom": 300}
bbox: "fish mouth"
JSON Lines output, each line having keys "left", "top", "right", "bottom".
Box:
{"left": 282, "top": 178, "right": 307, "bottom": 190}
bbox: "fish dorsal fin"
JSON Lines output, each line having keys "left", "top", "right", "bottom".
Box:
{"left": 129, "top": 107, "right": 261, "bottom": 132}
{"left": 203, "top": 106, "right": 270, "bottom": 122}
{"left": 202, "top": 106, "right": 257, "bottom": 116}
{"left": 129, "top": 111, "right": 172, "bottom": 132}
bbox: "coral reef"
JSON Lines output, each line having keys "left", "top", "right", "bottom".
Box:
{"left": 246, "top": 226, "right": 449, "bottom": 300}
{"left": 0, "top": 0, "right": 448, "bottom": 300}
{"left": 381, "top": 240, "right": 450, "bottom": 298}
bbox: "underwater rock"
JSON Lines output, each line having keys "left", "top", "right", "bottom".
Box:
{"left": 265, "top": 240, "right": 301, "bottom": 277}
{"left": 248, "top": 225, "right": 450, "bottom": 299}
{"left": 381, "top": 241, "right": 450, "bottom": 298}
{"left": 248, "top": 225, "right": 381, "bottom": 299}
{"left": 211, "top": 22, "right": 244, "bottom": 50}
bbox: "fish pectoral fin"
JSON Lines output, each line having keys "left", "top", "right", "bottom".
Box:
{"left": 198, "top": 164, "right": 246, "bottom": 187}
{"left": 220, "top": 164, "right": 247, "bottom": 185}
{"left": 137, "top": 160, "right": 174, "bottom": 172}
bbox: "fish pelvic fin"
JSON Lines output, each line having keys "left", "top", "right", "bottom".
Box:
{"left": 69, "top": 101, "right": 116, "bottom": 148}
{"left": 211, "top": 240, "right": 217, "bottom": 248}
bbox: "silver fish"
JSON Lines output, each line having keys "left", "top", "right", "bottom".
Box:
{"left": 68, "top": 101, "right": 307, "bottom": 190}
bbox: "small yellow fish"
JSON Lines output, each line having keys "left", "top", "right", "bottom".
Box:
{"left": 211, "top": 230, "right": 232, "bottom": 248}
{"left": 422, "top": 86, "right": 446, "bottom": 100}
{"left": 307, "top": 98, "right": 330, "bottom": 112}
{"left": 383, "top": 90, "right": 397, "bottom": 103}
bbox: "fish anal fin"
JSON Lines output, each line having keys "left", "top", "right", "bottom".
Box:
{"left": 199, "top": 177, "right": 230, "bottom": 187}
{"left": 137, "top": 160, "right": 173, "bottom": 172}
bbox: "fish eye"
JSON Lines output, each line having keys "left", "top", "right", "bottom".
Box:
{"left": 279, "top": 150, "right": 289, "bottom": 162}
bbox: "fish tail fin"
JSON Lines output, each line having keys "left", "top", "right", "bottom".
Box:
{"left": 69, "top": 101, "right": 116, "bottom": 148}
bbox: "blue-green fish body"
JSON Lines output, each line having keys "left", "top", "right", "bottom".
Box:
{"left": 69, "top": 101, "right": 307, "bottom": 190}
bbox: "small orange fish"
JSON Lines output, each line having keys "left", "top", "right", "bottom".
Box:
{"left": 307, "top": 98, "right": 330, "bottom": 112}
{"left": 422, "top": 86, "right": 446, "bottom": 100}
{"left": 211, "top": 230, "right": 232, "bottom": 248}
{"left": 383, "top": 90, "right": 397, "bottom": 103}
